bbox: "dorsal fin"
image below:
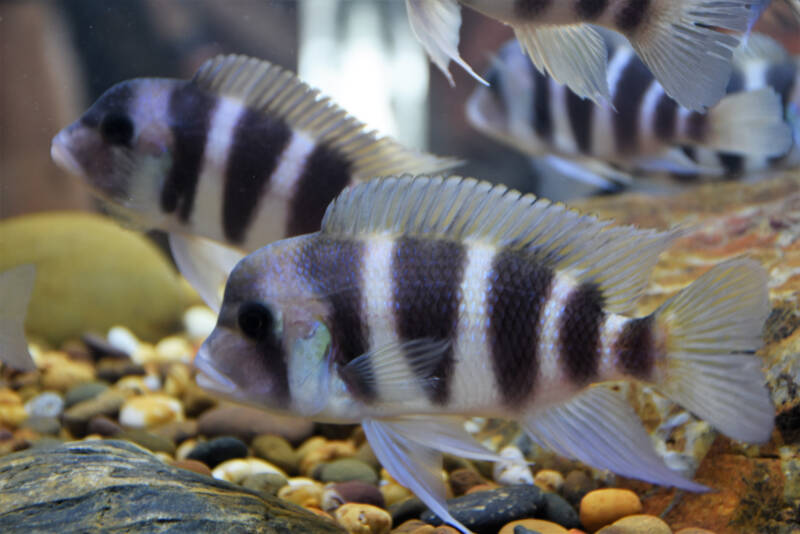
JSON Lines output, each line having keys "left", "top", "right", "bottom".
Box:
{"left": 192, "top": 55, "right": 459, "bottom": 179}
{"left": 321, "top": 176, "right": 677, "bottom": 314}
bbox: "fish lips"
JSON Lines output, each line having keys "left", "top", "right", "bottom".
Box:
{"left": 51, "top": 129, "right": 85, "bottom": 177}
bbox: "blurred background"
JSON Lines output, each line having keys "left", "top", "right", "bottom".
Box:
{"left": 2, "top": 0, "right": 798, "bottom": 220}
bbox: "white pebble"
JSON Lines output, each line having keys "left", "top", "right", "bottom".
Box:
{"left": 212, "top": 458, "right": 287, "bottom": 483}
{"left": 155, "top": 336, "right": 193, "bottom": 363}
{"left": 493, "top": 445, "right": 534, "bottom": 485}
{"left": 118, "top": 394, "right": 184, "bottom": 428}
{"left": 183, "top": 306, "right": 217, "bottom": 342}
{"left": 143, "top": 374, "right": 162, "bottom": 391}
{"left": 107, "top": 326, "right": 140, "bottom": 356}
{"left": 24, "top": 392, "right": 64, "bottom": 418}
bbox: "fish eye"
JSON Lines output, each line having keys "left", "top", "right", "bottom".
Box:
{"left": 237, "top": 301, "right": 274, "bottom": 341}
{"left": 100, "top": 113, "right": 134, "bottom": 146}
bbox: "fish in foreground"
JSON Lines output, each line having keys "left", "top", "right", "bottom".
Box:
{"left": 0, "top": 265, "right": 37, "bottom": 371}
{"left": 406, "top": 0, "right": 767, "bottom": 110}
{"left": 467, "top": 32, "right": 798, "bottom": 189}
{"left": 51, "top": 54, "right": 457, "bottom": 308}
{"left": 196, "top": 175, "right": 774, "bottom": 533}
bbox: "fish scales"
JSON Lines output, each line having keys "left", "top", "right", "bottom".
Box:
{"left": 197, "top": 176, "right": 774, "bottom": 533}
{"left": 468, "top": 32, "right": 798, "bottom": 187}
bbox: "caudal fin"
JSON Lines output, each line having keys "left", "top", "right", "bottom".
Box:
{"left": 0, "top": 264, "right": 37, "bottom": 371}
{"left": 629, "top": 0, "right": 768, "bottom": 111}
{"left": 698, "top": 87, "right": 793, "bottom": 157}
{"left": 655, "top": 258, "right": 774, "bottom": 443}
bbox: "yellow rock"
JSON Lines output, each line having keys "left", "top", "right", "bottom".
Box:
{"left": 597, "top": 514, "right": 672, "bottom": 534}
{"left": 278, "top": 478, "right": 324, "bottom": 507}
{"left": 499, "top": 519, "right": 569, "bottom": 534}
{"left": 380, "top": 482, "right": 412, "bottom": 507}
{"left": 39, "top": 351, "right": 95, "bottom": 392}
{"left": 118, "top": 394, "right": 184, "bottom": 429}
{"left": 534, "top": 469, "right": 565, "bottom": 493}
{"left": 0, "top": 212, "right": 190, "bottom": 344}
{"left": 300, "top": 439, "right": 357, "bottom": 475}
{"left": 580, "top": 489, "right": 642, "bottom": 532}
{"left": 674, "top": 529, "right": 716, "bottom": 534}
{"left": 334, "top": 503, "right": 392, "bottom": 534}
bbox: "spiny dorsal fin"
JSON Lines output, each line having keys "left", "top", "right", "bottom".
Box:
{"left": 322, "top": 175, "right": 677, "bottom": 314}
{"left": 192, "top": 55, "right": 459, "bottom": 178}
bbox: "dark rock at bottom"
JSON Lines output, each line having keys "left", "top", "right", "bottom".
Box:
{"left": 0, "top": 440, "right": 344, "bottom": 533}
{"left": 421, "top": 485, "right": 546, "bottom": 534}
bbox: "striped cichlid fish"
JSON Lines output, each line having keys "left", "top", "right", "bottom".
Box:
{"left": 0, "top": 265, "right": 36, "bottom": 372}
{"left": 50, "top": 55, "right": 458, "bottom": 308}
{"left": 196, "top": 175, "right": 774, "bottom": 533}
{"left": 406, "top": 0, "right": 769, "bottom": 110}
{"left": 467, "top": 32, "right": 798, "bottom": 188}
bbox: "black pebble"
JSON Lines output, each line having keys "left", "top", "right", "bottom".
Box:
{"left": 389, "top": 497, "right": 428, "bottom": 526}
{"left": 420, "top": 485, "right": 545, "bottom": 534}
{"left": 187, "top": 436, "right": 248, "bottom": 468}
{"left": 541, "top": 492, "right": 580, "bottom": 528}
{"left": 514, "top": 527, "right": 542, "bottom": 534}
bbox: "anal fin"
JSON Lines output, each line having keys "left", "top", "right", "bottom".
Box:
{"left": 521, "top": 386, "right": 707, "bottom": 491}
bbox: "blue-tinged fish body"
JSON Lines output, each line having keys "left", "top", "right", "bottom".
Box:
{"left": 467, "top": 33, "right": 799, "bottom": 185}
{"left": 197, "top": 175, "right": 774, "bottom": 533}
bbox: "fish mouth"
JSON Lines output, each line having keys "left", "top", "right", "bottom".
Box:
{"left": 194, "top": 343, "right": 238, "bottom": 396}
{"left": 51, "top": 131, "right": 85, "bottom": 177}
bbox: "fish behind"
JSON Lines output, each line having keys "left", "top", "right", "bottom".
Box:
{"left": 467, "top": 32, "right": 798, "bottom": 188}
{"left": 196, "top": 175, "right": 774, "bottom": 533}
{"left": 0, "top": 265, "right": 37, "bottom": 372}
{"left": 50, "top": 55, "right": 458, "bottom": 309}
{"left": 406, "top": 0, "right": 769, "bottom": 110}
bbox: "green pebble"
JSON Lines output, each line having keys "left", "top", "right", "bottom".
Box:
{"left": 22, "top": 416, "right": 62, "bottom": 436}
{"left": 315, "top": 458, "right": 378, "bottom": 485}
{"left": 118, "top": 429, "right": 176, "bottom": 455}
{"left": 241, "top": 472, "right": 288, "bottom": 496}
{"left": 251, "top": 434, "right": 298, "bottom": 475}
{"left": 65, "top": 382, "right": 109, "bottom": 408}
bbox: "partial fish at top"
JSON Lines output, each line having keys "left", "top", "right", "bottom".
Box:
{"left": 0, "top": 265, "right": 37, "bottom": 371}
{"left": 196, "top": 175, "right": 774, "bottom": 533}
{"left": 467, "top": 32, "right": 798, "bottom": 189}
{"left": 51, "top": 55, "right": 458, "bottom": 309}
{"left": 406, "top": 0, "right": 770, "bottom": 111}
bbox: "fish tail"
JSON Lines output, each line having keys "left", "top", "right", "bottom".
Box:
{"left": 654, "top": 258, "right": 774, "bottom": 444}
{"left": 0, "top": 264, "right": 37, "bottom": 371}
{"left": 692, "top": 87, "right": 793, "bottom": 157}
{"left": 625, "top": 0, "right": 769, "bottom": 111}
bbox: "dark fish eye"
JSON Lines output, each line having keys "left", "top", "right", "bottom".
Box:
{"left": 237, "top": 301, "right": 274, "bottom": 341}
{"left": 100, "top": 113, "right": 134, "bottom": 146}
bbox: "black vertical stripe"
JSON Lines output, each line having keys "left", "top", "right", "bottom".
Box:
{"left": 531, "top": 64, "right": 553, "bottom": 142}
{"left": 576, "top": 0, "right": 608, "bottom": 20}
{"left": 161, "top": 82, "right": 215, "bottom": 222}
{"left": 718, "top": 153, "right": 745, "bottom": 177}
{"left": 766, "top": 63, "right": 797, "bottom": 107}
{"left": 80, "top": 82, "right": 135, "bottom": 129}
{"left": 487, "top": 250, "right": 554, "bottom": 407}
{"left": 616, "top": 0, "right": 651, "bottom": 33}
{"left": 559, "top": 282, "right": 605, "bottom": 385}
{"left": 391, "top": 237, "right": 466, "bottom": 405}
{"left": 615, "top": 315, "right": 654, "bottom": 380}
{"left": 726, "top": 68, "right": 744, "bottom": 94}
{"left": 302, "top": 237, "right": 374, "bottom": 401}
{"left": 567, "top": 90, "right": 594, "bottom": 153}
{"left": 513, "top": 0, "right": 551, "bottom": 18}
{"left": 685, "top": 112, "right": 708, "bottom": 144}
{"left": 223, "top": 110, "right": 293, "bottom": 243}
{"left": 653, "top": 91, "right": 678, "bottom": 141}
{"left": 288, "top": 144, "right": 353, "bottom": 237}
{"left": 613, "top": 58, "right": 654, "bottom": 154}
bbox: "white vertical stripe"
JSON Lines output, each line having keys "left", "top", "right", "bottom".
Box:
{"left": 449, "top": 242, "right": 496, "bottom": 411}
{"left": 592, "top": 47, "right": 635, "bottom": 159}
{"left": 243, "top": 130, "right": 317, "bottom": 250}
{"left": 639, "top": 82, "right": 667, "bottom": 152}
{"left": 534, "top": 273, "right": 577, "bottom": 406}
{"left": 599, "top": 314, "right": 628, "bottom": 379}
{"left": 191, "top": 96, "right": 245, "bottom": 241}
